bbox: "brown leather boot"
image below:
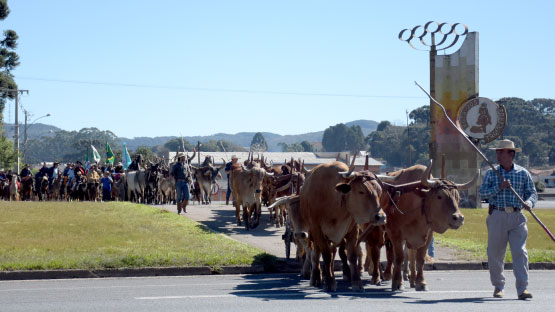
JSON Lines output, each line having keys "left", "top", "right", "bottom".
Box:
{"left": 177, "top": 202, "right": 182, "bottom": 214}
{"left": 182, "top": 200, "right": 188, "bottom": 213}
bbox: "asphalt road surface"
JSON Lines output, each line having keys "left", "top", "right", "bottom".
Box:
{"left": 1, "top": 271, "right": 554, "bottom": 312}
{"left": 160, "top": 202, "right": 461, "bottom": 261}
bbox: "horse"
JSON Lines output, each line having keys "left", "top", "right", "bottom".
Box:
{"left": 9, "top": 174, "right": 20, "bottom": 201}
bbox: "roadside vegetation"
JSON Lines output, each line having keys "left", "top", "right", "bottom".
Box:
{"left": 436, "top": 208, "right": 555, "bottom": 263}
{"left": 0, "top": 202, "right": 268, "bottom": 271}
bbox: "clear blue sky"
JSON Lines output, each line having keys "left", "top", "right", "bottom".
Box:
{"left": 2, "top": 0, "right": 554, "bottom": 138}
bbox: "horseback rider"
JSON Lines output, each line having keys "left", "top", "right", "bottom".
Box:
{"left": 128, "top": 154, "right": 142, "bottom": 171}
{"left": 20, "top": 164, "right": 32, "bottom": 178}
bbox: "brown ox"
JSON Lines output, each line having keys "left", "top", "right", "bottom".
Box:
{"left": 379, "top": 161, "right": 477, "bottom": 291}
{"left": 300, "top": 161, "right": 386, "bottom": 292}
{"left": 20, "top": 176, "right": 34, "bottom": 201}
{"left": 268, "top": 195, "right": 313, "bottom": 276}
{"left": 263, "top": 173, "right": 297, "bottom": 227}
{"left": 230, "top": 164, "right": 273, "bottom": 230}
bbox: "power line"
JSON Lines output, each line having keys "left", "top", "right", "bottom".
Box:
{"left": 15, "top": 76, "right": 426, "bottom": 100}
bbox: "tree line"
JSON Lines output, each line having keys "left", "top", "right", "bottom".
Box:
{"left": 3, "top": 98, "right": 553, "bottom": 169}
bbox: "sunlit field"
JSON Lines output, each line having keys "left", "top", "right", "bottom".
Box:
{"left": 0, "top": 202, "right": 267, "bottom": 271}
{"left": 436, "top": 208, "right": 555, "bottom": 263}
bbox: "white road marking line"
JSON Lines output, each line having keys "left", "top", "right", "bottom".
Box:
{"left": 0, "top": 281, "right": 263, "bottom": 293}
{"left": 135, "top": 290, "right": 493, "bottom": 300}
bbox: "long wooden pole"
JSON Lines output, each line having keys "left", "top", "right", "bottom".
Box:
{"left": 415, "top": 81, "right": 555, "bottom": 243}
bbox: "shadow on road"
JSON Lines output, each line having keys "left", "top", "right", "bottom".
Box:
{"left": 407, "top": 297, "right": 492, "bottom": 304}
{"left": 197, "top": 207, "right": 284, "bottom": 237}
{"left": 229, "top": 273, "right": 413, "bottom": 301}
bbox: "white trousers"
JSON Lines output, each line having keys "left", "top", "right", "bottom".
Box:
{"left": 486, "top": 209, "right": 529, "bottom": 294}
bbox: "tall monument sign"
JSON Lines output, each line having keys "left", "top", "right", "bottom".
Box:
{"left": 399, "top": 22, "right": 480, "bottom": 207}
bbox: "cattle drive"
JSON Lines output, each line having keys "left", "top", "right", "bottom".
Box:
{"left": 3, "top": 149, "right": 483, "bottom": 294}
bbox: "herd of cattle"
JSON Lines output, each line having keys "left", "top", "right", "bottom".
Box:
{"left": 229, "top": 152, "right": 477, "bottom": 292}
{"left": 2, "top": 151, "right": 478, "bottom": 293}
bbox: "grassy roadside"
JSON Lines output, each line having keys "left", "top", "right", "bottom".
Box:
{"left": 0, "top": 202, "right": 269, "bottom": 271}
{"left": 436, "top": 208, "right": 555, "bottom": 262}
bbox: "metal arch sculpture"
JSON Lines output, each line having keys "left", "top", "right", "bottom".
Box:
{"left": 399, "top": 21, "right": 468, "bottom": 51}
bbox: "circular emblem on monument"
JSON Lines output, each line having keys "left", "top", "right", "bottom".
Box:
{"left": 459, "top": 97, "right": 506, "bottom": 143}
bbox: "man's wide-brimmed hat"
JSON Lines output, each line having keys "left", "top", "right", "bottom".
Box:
{"left": 489, "top": 139, "right": 522, "bottom": 152}
{"left": 231, "top": 155, "right": 238, "bottom": 160}
{"left": 176, "top": 152, "right": 186, "bottom": 159}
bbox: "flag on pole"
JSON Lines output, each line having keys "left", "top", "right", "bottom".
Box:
{"left": 91, "top": 144, "right": 101, "bottom": 164}
{"left": 122, "top": 142, "right": 132, "bottom": 170}
{"left": 106, "top": 142, "right": 115, "bottom": 165}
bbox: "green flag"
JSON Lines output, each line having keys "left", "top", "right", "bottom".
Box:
{"left": 106, "top": 142, "right": 115, "bottom": 165}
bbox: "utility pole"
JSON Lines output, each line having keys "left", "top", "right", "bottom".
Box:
{"left": 24, "top": 109, "right": 27, "bottom": 163}
{"left": 197, "top": 141, "right": 202, "bottom": 167}
{"left": 0, "top": 87, "right": 29, "bottom": 174}
{"left": 406, "top": 109, "right": 411, "bottom": 166}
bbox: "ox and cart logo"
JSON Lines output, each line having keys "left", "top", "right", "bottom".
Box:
{"left": 459, "top": 97, "right": 506, "bottom": 143}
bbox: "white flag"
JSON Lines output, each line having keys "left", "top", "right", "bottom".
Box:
{"left": 91, "top": 145, "right": 101, "bottom": 163}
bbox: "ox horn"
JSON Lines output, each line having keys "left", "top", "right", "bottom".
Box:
{"left": 275, "top": 179, "right": 293, "bottom": 193}
{"left": 219, "top": 158, "right": 227, "bottom": 170}
{"left": 377, "top": 174, "right": 397, "bottom": 183}
{"left": 420, "top": 159, "right": 438, "bottom": 188}
{"left": 349, "top": 152, "right": 357, "bottom": 171}
{"left": 455, "top": 172, "right": 480, "bottom": 190}
{"left": 188, "top": 149, "right": 196, "bottom": 162}
{"left": 335, "top": 152, "right": 340, "bottom": 161}
{"left": 364, "top": 154, "right": 369, "bottom": 171}
{"left": 338, "top": 152, "right": 358, "bottom": 178}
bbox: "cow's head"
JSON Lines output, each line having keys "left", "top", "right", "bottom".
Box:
{"left": 336, "top": 171, "right": 386, "bottom": 226}
{"left": 248, "top": 167, "right": 273, "bottom": 195}
{"left": 419, "top": 162, "right": 478, "bottom": 233}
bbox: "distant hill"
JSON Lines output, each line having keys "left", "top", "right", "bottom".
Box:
{"left": 3, "top": 123, "right": 62, "bottom": 140}
{"left": 345, "top": 120, "right": 379, "bottom": 135}
{"left": 4, "top": 120, "right": 379, "bottom": 152}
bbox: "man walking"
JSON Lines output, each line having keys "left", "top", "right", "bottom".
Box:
{"left": 479, "top": 139, "right": 537, "bottom": 300}
{"left": 171, "top": 153, "right": 191, "bottom": 214}
{"left": 224, "top": 155, "right": 238, "bottom": 205}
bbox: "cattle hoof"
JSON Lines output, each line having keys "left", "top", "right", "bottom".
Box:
{"left": 351, "top": 281, "right": 364, "bottom": 292}
{"left": 383, "top": 272, "right": 392, "bottom": 281}
{"left": 370, "top": 276, "right": 381, "bottom": 285}
{"left": 410, "top": 281, "right": 416, "bottom": 288}
{"left": 392, "top": 282, "right": 404, "bottom": 292}
{"left": 415, "top": 283, "right": 428, "bottom": 291}
{"left": 310, "top": 277, "right": 321, "bottom": 288}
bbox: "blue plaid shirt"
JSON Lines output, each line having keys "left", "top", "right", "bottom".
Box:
{"left": 479, "top": 164, "right": 537, "bottom": 208}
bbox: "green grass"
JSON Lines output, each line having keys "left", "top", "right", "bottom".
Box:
{"left": 0, "top": 201, "right": 269, "bottom": 271}
{"left": 436, "top": 208, "right": 555, "bottom": 263}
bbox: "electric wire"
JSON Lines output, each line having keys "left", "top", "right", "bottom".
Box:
{"left": 15, "top": 76, "right": 425, "bottom": 100}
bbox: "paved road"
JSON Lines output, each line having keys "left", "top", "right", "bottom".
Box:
{"left": 160, "top": 202, "right": 461, "bottom": 261}
{"left": 1, "top": 271, "right": 553, "bottom": 312}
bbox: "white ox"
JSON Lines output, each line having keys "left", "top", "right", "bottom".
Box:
{"left": 126, "top": 170, "right": 146, "bottom": 203}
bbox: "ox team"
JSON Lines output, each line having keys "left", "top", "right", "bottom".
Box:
{"left": 2, "top": 140, "right": 539, "bottom": 300}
